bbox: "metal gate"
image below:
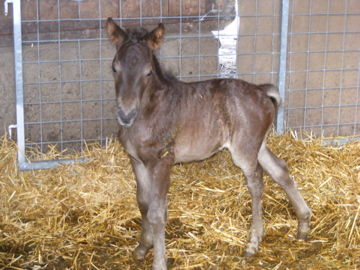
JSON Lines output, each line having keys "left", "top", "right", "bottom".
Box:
{"left": 284, "top": 0, "right": 359, "bottom": 138}
{"left": 4, "top": 0, "right": 359, "bottom": 170}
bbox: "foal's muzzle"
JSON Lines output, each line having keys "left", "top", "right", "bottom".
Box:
{"left": 117, "top": 108, "right": 137, "bottom": 127}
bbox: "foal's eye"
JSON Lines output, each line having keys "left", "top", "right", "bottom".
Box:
{"left": 112, "top": 65, "right": 116, "bottom": 73}
{"left": 146, "top": 70, "right": 153, "bottom": 76}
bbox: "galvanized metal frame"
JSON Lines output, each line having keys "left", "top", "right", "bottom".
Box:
{"left": 6, "top": 0, "right": 84, "bottom": 170}
{"left": 276, "top": 0, "right": 289, "bottom": 133}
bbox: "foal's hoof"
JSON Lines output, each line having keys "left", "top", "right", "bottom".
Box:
{"left": 296, "top": 231, "right": 309, "bottom": 240}
{"left": 242, "top": 250, "right": 256, "bottom": 257}
{"left": 242, "top": 247, "right": 257, "bottom": 257}
{"left": 133, "top": 245, "right": 148, "bottom": 260}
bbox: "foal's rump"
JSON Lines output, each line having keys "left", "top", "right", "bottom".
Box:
{"left": 218, "top": 80, "right": 279, "bottom": 157}
{"left": 225, "top": 79, "right": 279, "bottom": 126}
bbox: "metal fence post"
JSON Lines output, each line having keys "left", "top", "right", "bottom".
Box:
{"left": 6, "top": 0, "right": 27, "bottom": 168}
{"left": 6, "top": 0, "right": 85, "bottom": 170}
{"left": 276, "top": 0, "right": 289, "bottom": 134}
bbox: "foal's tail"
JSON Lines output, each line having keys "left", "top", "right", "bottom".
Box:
{"left": 259, "top": 84, "right": 281, "bottom": 108}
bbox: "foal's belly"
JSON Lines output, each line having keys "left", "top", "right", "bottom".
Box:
{"left": 173, "top": 131, "right": 225, "bottom": 163}
{"left": 174, "top": 146, "right": 219, "bottom": 163}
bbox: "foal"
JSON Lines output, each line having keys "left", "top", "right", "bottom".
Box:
{"left": 106, "top": 18, "right": 311, "bottom": 270}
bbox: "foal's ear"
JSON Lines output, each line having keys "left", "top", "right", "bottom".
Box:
{"left": 106, "top": 17, "right": 127, "bottom": 46}
{"left": 146, "top": 23, "right": 165, "bottom": 50}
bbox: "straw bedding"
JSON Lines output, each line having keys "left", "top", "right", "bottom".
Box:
{"left": 0, "top": 132, "right": 359, "bottom": 269}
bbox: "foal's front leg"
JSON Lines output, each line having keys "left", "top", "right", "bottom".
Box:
{"left": 131, "top": 159, "right": 154, "bottom": 260}
{"left": 131, "top": 157, "right": 172, "bottom": 270}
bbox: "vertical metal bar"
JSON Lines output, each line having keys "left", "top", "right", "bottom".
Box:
{"left": 270, "top": 0, "right": 276, "bottom": 84}
{"left": 78, "top": 40, "right": 84, "bottom": 152}
{"left": 320, "top": 0, "right": 331, "bottom": 137}
{"left": 284, "top": 0, "right": 294, "bottom": 129}
{"left": 198, "top": 0, "right": 201, "bottom": 80}
{"left": 35, "top": 0, "right": 43, "bottom": 153}
{"left": 236, "top": 0, "right": 241, "bottom": 79}
{"left": 179, "top": 0, "right": 183, "bottom": 78}
{"left": 276, "top": 0, "right": 289, "bottom": 134}
{"left": 11, "top": 0, "right": 26, "bottom": 167}
{"left": 336, "top": 0, "right": 349, "bottom": 136}
{"left": 355, "top": 60, "right": 360, "bottom": 136}
{"left": 252, "top": 0, "right": 259, "bottom": 83}
{"left": 77, "top": 0, "right": 81, "bottom": 18}
{"left": 303, "top": 1, "right": 313, "bottom": 133}
{"left": 160, "top": 0, "right": 163, "bottom": 23}
{"left": 119, "top": 0, "right": 123, "bottom": 27}
{"left": 99, "top": 0, "right": 104, "bottom": 145}
{"left": 57, "top": 0, "right": 64, "bottom": 151}
{"left": 234, "top": 0, "right": 239, "bottom": 80}
{"left": 140, "top": 0, "right": 143, "bottom": 27}
{"left": 159, "top": 0, "right": 163, "bottom": 62}
{"left": 216, "top": 0, "right": 220, "bottom": 77}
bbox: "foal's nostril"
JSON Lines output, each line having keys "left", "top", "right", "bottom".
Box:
{"left": 117, "top": 108, "right": 137, "bottom": 126}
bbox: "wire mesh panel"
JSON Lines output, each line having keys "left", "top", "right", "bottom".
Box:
{"left": 9, "top": 0, "right": 238, "bottom": 169}
{"left": 285, "top": 0, "right": 360, "bottom": 137}
{"left": 236, "top": 0, "right": 281, "bottom": 86}
{"left": 21, "top": 0, "right": 117, "bottom": 159}
{"left": 234, "top": 0, "right": 285, "bottom": 131}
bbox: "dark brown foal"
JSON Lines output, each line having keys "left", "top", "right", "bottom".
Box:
{"left": 106, "top": 18, "right": 311, "bottom": 270}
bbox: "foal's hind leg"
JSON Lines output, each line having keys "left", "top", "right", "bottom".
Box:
{"left": 258, "top": 143, "right": 311, "bottom": 239}
{"left": 229, "top": 148, "right": 265, "bottom": 256}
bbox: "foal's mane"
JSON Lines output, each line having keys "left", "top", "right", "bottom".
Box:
{"left": 152, "top": 55, "right": 178, "bottom": 85}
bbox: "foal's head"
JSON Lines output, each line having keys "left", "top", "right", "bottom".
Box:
{"left": 106, "top": 18, "right": 165, "bottom": 127}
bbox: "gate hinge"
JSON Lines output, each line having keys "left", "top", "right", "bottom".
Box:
{"left": 8, "top": 124, "right": 17, "bottom": 139}
{"left": 4, "top": 0, "right": 14, "bottom": 16}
